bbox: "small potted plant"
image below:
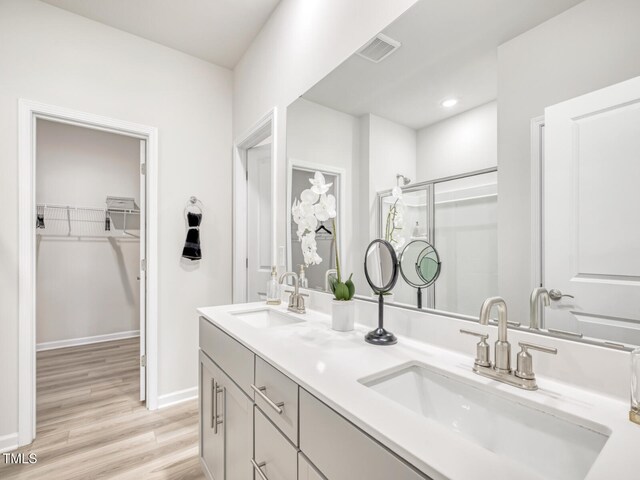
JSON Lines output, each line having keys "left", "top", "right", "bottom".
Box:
{"left": 328, "top": 216, "right": 356, "bottom": 331}
{"left": 291, "top": 171, "right": 356, "bottom": 331}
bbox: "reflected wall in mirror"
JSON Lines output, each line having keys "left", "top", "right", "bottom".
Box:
{"left": 284, "top": 0, "right": 640, "bottom": 349}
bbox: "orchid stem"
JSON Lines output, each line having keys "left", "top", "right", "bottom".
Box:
{"left": 332, "top": 218, "right": 341, "bottom": 283}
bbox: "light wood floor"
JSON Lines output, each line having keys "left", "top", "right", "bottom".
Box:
{"left": 0, "top": 338, "right": 204, "bottom": 480}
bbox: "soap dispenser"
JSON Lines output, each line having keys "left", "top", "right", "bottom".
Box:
{"left": 631, "top": 346, "right": 640, "bottom": 425}
{"left": 266, "top": 266, "right": 281, "bottom": 305}
{"left": 298, "top": 264, "right": 308, "bottom": 289}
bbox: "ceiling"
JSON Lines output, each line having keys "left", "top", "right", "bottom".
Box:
{"left": 303, "top": 0, "right": 585, "bottom": 130}
{"left": 40, "top": 0, "right": 281, "bottom": 68}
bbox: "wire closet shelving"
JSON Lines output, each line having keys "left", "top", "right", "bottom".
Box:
{"left": 36, "top": 196, "right": 140, "bottom": 238}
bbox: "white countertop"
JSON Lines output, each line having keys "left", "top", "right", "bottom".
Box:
{"left": 198, "top": 302, "right": 640, "bottom": 480}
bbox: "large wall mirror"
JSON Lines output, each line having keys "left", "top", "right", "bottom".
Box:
{"left": 285, "top": 0, "right": 640, "bottom": 350}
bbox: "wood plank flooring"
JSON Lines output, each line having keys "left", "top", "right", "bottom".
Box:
{"left": 0, "top": 338, "right": 204, "bottom": 480}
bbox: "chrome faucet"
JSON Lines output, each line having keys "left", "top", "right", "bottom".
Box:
{"left": 461, "top": 296, "right": 557, "bottom": 390}
{"left": 325, "top": 269, "right": 338, "bottom": 292}
{"left": 280, "top": 272, "right": 305, "bottom": 314}
{"left": 479, "top": 297, "right": 511, "bottom": 372}
{"left": 529, "top": 287, "right": 550, "bottom": 330}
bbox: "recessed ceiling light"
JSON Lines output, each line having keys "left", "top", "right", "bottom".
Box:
{"left": 441, "top": 98, "right": 458, "bottom": 108}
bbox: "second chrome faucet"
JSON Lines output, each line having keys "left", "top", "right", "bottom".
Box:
{"left": 461, "top": 296, "right": 557, "bottom": 391}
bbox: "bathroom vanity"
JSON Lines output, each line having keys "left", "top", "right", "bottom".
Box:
{"left": 198, "top": 294, "right": 640, "bottom": 480}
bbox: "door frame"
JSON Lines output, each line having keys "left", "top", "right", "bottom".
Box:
{"left": 530, "top": 115, "right": 545, "bottom": 292}
{"left": 232, "top": 108, "right": 277, "bottom": 303}
{"left": 17, "top": 99, "right": 160, "bottom": 447}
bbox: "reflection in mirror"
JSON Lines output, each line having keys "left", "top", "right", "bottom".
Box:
{"left": 399, "top": 240, "right": 441, "bottom": 309}
{"left": 287, "top": 165, "right": 342, "bottom": 290}
{"left": 365, "top": 240, "right": 398, "bottom": 293}
{"left": 364, "top": 239, "right": 399, "bottom": 346}
{"left": 285, "top": 0, "right": 640, "bottom": 349}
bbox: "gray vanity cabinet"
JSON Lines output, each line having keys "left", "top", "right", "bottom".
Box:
{"left": 199, "top": 317, "right": 429, "bottom": 480}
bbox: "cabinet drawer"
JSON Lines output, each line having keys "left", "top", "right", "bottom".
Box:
{"left": 299, "top": 389, "right": 429, "bottom": 480}
{"left": 298, "top": 453, "right": 326, "bottom": 480}
{"left": 199, "top": 316, "right": 254, "bottom": 396}
{"left": 253, "top": 356, "right": 299, "bottom": 445}
{"left": 254, "top": 407, "right": 297, "bottom": 480}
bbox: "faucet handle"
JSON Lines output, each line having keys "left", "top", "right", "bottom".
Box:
{"left": 515, "top": 342, "right": 557, "bottom": 380}
{"left": 460, "top": 329, "right": 491, "bottom": 367}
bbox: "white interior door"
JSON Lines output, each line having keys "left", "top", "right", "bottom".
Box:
{"left": 543, "top": 75, "right": 640, "bottom": 344}
{"left": 247, "top": 144, "right": 272, "bottom": 301}
{"left": 139, "top": 140, "right": 146, "bottom": 402}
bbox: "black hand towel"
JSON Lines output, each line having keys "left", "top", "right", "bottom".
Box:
{"left": 182, "top": 212, "right": 202, "bottom": 260}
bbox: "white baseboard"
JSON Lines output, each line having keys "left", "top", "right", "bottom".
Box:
{"left": 36, "top": 330, "right": 140, "bottom": 352}
{"left": 0, "top": 432, "right": 18, "bottom": 453}
{"left": 157, "top": 386, "right": 198, "bottom": 409}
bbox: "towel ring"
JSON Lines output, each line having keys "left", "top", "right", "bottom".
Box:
{"left": 185, "top": 196, "right": 203, "bottom": 216}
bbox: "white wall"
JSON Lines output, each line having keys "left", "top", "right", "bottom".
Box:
{"left": 286, "top": 98, "right": 360, "bottom": 282}
{"left": 36, "top": 120, "right": 140, "bottom": 347}
{"left": 416, "top": 101, "right": 497, "bottom": 182}
{"left": 0, "top": 0, "right": 232, "bottom": 440}
{"left": 497, "top": 0, "right": 640, "bottom": 322}
{"left": 233, "top": 0, "right": 418, "bottom": 287}
{"left": 367, "top": 114, "right": 417, "bottom": 240}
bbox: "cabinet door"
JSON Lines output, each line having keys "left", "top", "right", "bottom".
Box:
{"left": 220, "top": 366, "right": 253, "bottom": 480}
{"left": 200, "top": 351, "right": 225, "bottom": 480}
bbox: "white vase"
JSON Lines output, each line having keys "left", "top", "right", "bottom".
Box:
{"left": 331, "top": 300, "right": 355, "bottom": 332}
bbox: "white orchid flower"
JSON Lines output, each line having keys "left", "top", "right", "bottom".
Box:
{"left": 309, "top": 171, "right": 333, "bottom": 195}
{"left": 392, "top": 186, "right": 403, "bottom": 199}
{"left": 301, "top": 232, "right": 322, "bottom": 266}
{"left": 313, "top": 194, "right": 337, "bottom": 222}
{"left": 300, "top": 188, "right": 319, "bottom": 204}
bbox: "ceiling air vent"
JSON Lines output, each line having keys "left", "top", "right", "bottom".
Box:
{"left": 357, "top": 33, "right": 401, "bottom": 63}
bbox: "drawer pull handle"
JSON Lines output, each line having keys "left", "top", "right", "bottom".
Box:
{"left": 251, "top": 384, "right": 284, "bottom": 414}
{"left": 211, "top": 379, "right": 223, "bottom": 434}
{"left": 251, "top": 459, "right": 269, "bottom": 480}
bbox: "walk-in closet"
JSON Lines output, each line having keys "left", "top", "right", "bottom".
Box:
{"left": 35, "top": 119, "right": 145, "bottom": 428}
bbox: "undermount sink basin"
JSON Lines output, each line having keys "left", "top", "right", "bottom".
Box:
{"left": 360, "top": 362, "right": 610, "bottom": 480}
{"left": 230, "top": 308, "right": 304, "bottom": 328}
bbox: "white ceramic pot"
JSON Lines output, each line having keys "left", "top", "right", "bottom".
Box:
{"left": 331, "top": 300, "right": 355, "bottom": 332}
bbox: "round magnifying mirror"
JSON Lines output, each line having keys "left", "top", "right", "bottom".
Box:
{"left": 364, "top": 239, "right": 399, "bottom": 293}
{"left": 363, "top": 239, "right": 398, "bottom": 346}
{"left": 416, "top": 244, "right": 441, "bottom": 285}
{"left": 399, "top": 240, "right": 441, "bottom": 309}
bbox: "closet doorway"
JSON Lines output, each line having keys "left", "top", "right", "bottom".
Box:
{"left": 18, "top": 100, "right": 158, "bottom": 448}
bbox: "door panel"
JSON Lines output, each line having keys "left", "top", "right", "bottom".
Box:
{"left": 544, "top": 75, "right": 640, "bottom": 342}
{"left": 247, "top": 144, "right": 272, "bottom": 302}
{"left": 200, "top": 352, "right": 224, "bottom": 480}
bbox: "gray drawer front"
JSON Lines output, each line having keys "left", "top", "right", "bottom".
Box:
{"left": 254, "top": 407, "right": 297, "bottom": 480}
{"left": 254, "top": 356, "right": 299, "bottom": 445}
{"left": 299, "top": 389, "right": 429, "bottom": 480}
{"left": 199, "top": 316, "right": 254, "bottom": 397}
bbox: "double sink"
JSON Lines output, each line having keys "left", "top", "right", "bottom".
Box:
{"left": 230, "top": 307, "right": 610, "bottom": 480}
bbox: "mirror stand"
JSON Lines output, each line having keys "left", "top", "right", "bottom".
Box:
{"left": 365, "top": 293, "right": 398, "bottom": 346}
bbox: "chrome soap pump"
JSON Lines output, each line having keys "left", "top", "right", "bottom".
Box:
{"left": 266, "top": 266, "right": 281, "bottom": 305}
{"left": 298, "top": 264, "right": 308, "bottom": 289}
